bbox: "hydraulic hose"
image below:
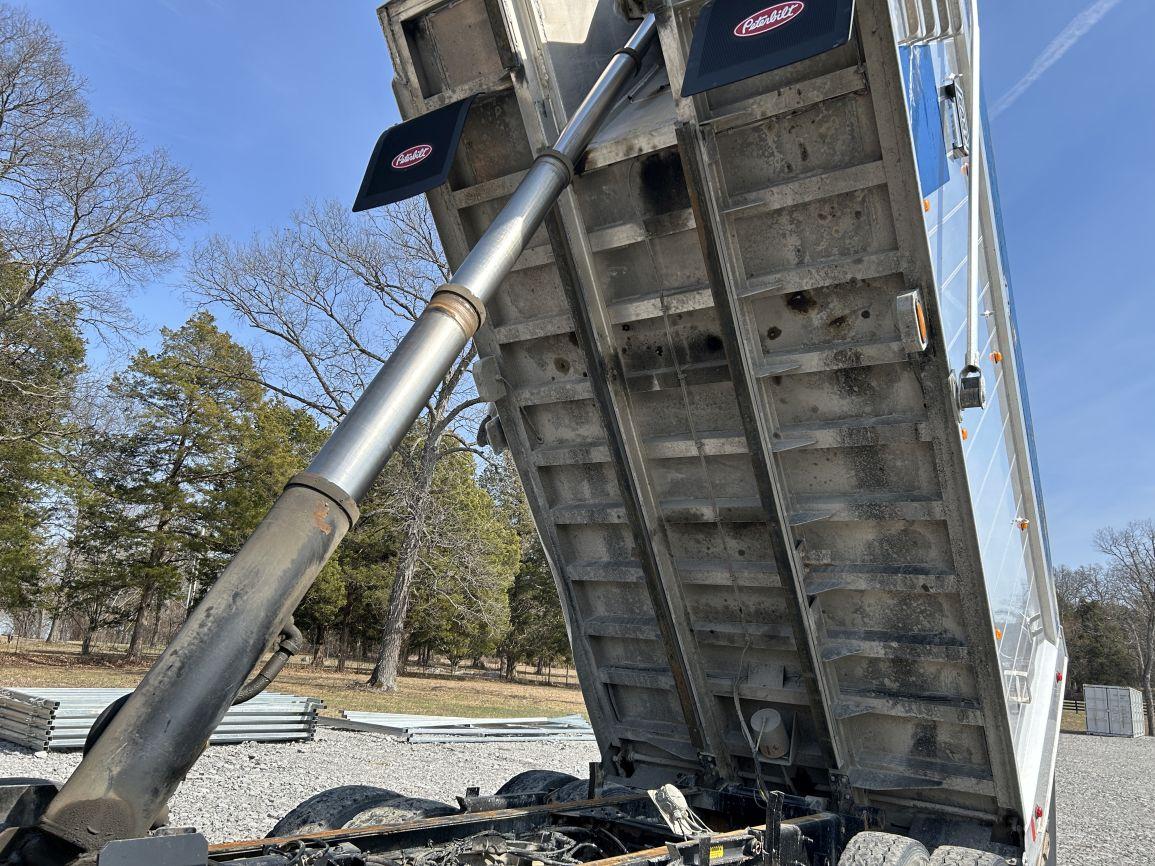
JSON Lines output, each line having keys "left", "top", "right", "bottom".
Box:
{"left": 233, "top": 620, "right": 303, "bottom": 705}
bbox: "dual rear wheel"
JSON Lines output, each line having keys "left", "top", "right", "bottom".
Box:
{"left": 838, "top": 833, "right": 1008, "bottom": 866}
{"left": 267, "top": 785, "right": 456, "bottom": 837}
{"left": 268, "top": 770, "right": 586, "bottom": 838}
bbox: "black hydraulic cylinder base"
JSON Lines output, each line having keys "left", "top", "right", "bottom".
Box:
{"left": 0, "top": 477, "right": 357, "bottom": 864}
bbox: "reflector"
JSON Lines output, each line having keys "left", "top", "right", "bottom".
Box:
{"left": 352, "top": 94, "right": 477, "bottom": 212}
{"left": 680, "top": 0, "right": 855, "bottom": 97}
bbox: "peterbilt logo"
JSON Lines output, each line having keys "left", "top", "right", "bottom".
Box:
{"left": 734, "top": 2, "right": 805, "bottom": 37}
{"left": 391, "top": 144, "right": 433, "bottom": 170}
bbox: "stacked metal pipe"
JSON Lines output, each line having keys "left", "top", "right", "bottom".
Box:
{"left": 333, "top": 711, "right": 594, "bottom": 743}
{"left": 0, "top": 688, "right": 322, "bottom": 752}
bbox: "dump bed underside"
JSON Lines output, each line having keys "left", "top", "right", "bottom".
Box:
{"left": 380, "top": 0, "right": 1062, "bottom": 839}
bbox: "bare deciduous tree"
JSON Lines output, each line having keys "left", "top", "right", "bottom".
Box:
{"left": 0, "top": 4, "right": 202, "bottom": 329}
{"left": 188, "top": 198, "right": 487, "bottom": 690}
{"left": 0, "top": 4, "right": 202, "bottom": 452}
{"left": 1095, "top": 520, "right": 1155, "bottom": 733}
{"left": 1054, "top": 563, "right": 1106, "bottom": 607}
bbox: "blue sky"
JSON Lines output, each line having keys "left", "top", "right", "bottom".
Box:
{"left": 24, "top": 0, "right": 1153, "bottom": 567}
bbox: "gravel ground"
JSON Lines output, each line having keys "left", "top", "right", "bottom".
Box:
{"left": 0, "top": 728, "right": 600, "bottom": 843}
{"left": 1054, "top": 732, "right": 1155, "bottom": 865}
{"left": 0, "top": 730, "right": 1149, "bottom": 858}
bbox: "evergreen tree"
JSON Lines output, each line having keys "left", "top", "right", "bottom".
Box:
{"left": 405, "top": 451, "right": 519, "bottom": 670}
{"left": 0, "top": 274, "right": 86, "bottom": 611}
{"left": 97, "top": 313, "right": 266, "bottom": 659}
{"left": 482, "top": 456, "right": 572, "bottom": 678}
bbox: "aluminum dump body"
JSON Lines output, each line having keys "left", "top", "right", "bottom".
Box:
{"left": 378, "top": 0, "right": 1065, "bottom": 859}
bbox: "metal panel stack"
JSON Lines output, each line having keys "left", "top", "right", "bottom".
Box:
{"left": 0, "top": 688, "right": 323, "bottom": 751}
{"left": 334, "top": 711, "right": 595, "bottom": 743}
{"left": 1084, "top": 685, "right": 1147, "bottom": 737}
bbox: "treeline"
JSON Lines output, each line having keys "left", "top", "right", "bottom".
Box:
{"left": 1055, "top": 521, "right": 1155, "bottom": 729}
{"left": 0, "top": 5, "right": 571, "bottom": 689}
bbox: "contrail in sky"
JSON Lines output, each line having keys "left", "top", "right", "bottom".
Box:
{"left": 992, "top": 0, "right": 1123, "bottom": 117}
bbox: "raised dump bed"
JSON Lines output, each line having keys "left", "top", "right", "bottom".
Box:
{"left": 378, "top": 0, "right": 1065, "bottom": 861}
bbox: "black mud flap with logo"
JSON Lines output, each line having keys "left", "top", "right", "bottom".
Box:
{"left": 353, "top": 94, "right": 477, "bottom": 212}
{"left": 680, "top": 0, "right": 855, "bottom": 97}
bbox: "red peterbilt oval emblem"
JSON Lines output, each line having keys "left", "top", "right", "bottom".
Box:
{"left": 391, "top": 144, "right": 433, "bottom": 170}
{"left": 734, "top": 2, "right": 805, "bottom": 37}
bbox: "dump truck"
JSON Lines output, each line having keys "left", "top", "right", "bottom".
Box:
{"left": 0, "top": 1, "right": 1065, "bottom": 864}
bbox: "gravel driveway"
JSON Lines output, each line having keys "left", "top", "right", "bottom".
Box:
{"left": 0, "top": 730, "right": 1149, "bottom": 860}
{"left": 0, "top": 728, "right": 600, "bottom": 842}
{"left": 1054, "top": 732, "right": 1155, "bottom": 865}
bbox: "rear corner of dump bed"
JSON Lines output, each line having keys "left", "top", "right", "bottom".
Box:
{"left": 377, "top": 0, "right": 1064, "bottom": 857}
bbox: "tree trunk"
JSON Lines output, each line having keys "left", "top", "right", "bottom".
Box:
{"left": 81, "top": 621, "right": 94, "bottom": 656}
{"left": 1142, "top": 645, "right": 1155, "bottom": 736}
{"left": 147, "top": 594, "right": 164, "bottom": 649}
{"left": 125, "top": 585, "right": 155, "bottom": 660}
{"left": 367, "top": 483, "right": 432, "bottom": 690}
{"left": 46, "top": 615, "right": 58, "bottom": 643}
{"left": 336, "top": 622, "right": 350, "bottom": 673}
{"left": 311, "top": 626, "right": 327, "bottom": 668}
{"left": 366, "top": 457, "right": 437, "bottom": 691}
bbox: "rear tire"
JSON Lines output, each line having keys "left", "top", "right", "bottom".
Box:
{"left": 549, "top": 778, "right": 632, "bottom": 803}
{"left": 839, "top": 832, "right": 930, "bottom": 866}
{"left": 929, "top": 847, "right": 1008, "bottom": 865}
{"left": 267, "top": 785, "right": 455, "bottom": 837}
{"left": 494, "top": 770, "right": 579, "bottom": 797}
{"left": 343, "top": 794, "right": 456, "bottom": 828}
{"left": 269, "top": 785, "right": 400, "bottom": 837}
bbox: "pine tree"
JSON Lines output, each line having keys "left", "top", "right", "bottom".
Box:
{"left": 481, "top": 456, "right": 572, "bottom": 678}
{"left": 404, "top": 451, "right": 519, "bottom": 671}
{"left": 97, "top": 313, "right": 266, "bottom": 659}
{"left": 0, "top": 273, "right": 86, "bottom": 611}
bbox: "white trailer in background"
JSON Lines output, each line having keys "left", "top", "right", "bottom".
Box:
{"left": 1084, "top": 685, "right": 1147, "bottom": 738}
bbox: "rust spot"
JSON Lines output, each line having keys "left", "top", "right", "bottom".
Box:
{"left": 638, "top": 151, "right": 691, "bottom": 214}
{"left": 786, "top": 291, "right": 817, "bottom": 314}
{"left": 313, "top": 501, "right": 333, "bottom": 535}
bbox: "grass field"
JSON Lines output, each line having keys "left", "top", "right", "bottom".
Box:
{"left": 0, "top": 643, "right": 588, "bottom": 720}
{"left": 0, "top": 643, "right": 1106, "bottom": 731}
{"left": 1061, "top": 709, "right": 1086, "bottom": 733}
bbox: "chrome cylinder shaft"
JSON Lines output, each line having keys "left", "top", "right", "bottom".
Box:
{"left": 310, "top": 13, "right": 658, "bottom": 500}
{"left": 965, "top": 1, "right": 982, "bottom": 372}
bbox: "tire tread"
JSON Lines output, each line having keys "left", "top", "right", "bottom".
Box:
{"left": 839, "top": 832, "right": 930, "bottom": 866}
{"left": 929, "top": 846, "right": 1007, "bottom": 866}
